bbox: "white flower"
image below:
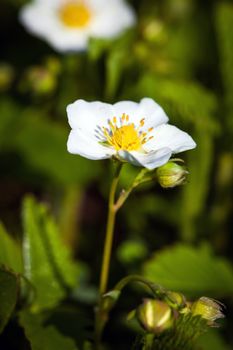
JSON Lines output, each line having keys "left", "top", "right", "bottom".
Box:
{"left": 19, "top": 0, "right": 136, "bottom": 52}
{"left": 67, "top": 98, "right": 196, "bottom": 170}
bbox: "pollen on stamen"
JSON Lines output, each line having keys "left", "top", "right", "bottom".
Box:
{"left": 140, "top": 118, "right": 145, "bottom": 127}
{"left": 126, "top": 114, "right": 129, "bottom": 122}
{"left": 149, "top": 136, "right": 154, "bottom": 140}
{"left": 148, "top": 127, "right": 154, "bottom": 132}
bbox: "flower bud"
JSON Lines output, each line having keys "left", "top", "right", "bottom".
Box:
{"left": 22, "top": 66, "right": 57, "bottom": 96}
{"left": 165, "top": 291, "right": 186, "bottom": 310}
{"left": 0, "top": 63, "right": 14, "bottom": 91}
{"left": 157, "top": 160, "right": 188, "bottom": 188}
{"left": 191, "top": 297, "right": 225, "bottom": 326}
{"left": 137, "top": 299, "right": 173, "bottom": 333}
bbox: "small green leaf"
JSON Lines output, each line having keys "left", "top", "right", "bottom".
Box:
{"left": 0, "top": 267, "right": 18, "bottom": 334}
{"left": 19, "top": 311, "right": 79, "bottom": 350}
{"left": 0, "top": 222, "right": 23, "bottom": 273}
{"left": 22, "top": 196, "right": 79, "bottom": 310}
{"left": 143, "top": 244, "right": 233, "bottom": 297}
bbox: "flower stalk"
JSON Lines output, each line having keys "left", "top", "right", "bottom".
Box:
{"left": 99, "top": 161, "right": 123, "bottom": 295}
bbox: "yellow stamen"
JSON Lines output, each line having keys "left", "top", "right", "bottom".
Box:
{"left": 140, "top": 118, "right": 145, "bottom": 127}
{"left": 102, "top": 114, "right": 154, "bottom": 151}
{"left": 59, "top": 2, "right": 91, "bottom": 28}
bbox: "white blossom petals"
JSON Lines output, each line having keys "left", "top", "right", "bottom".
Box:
{"left": 118, "top": 148, "right": 172, "bottom": 170}
{"left": 67, "top": 129, "right": 115, "bottom": 160}
{"left": 112, "top": 98, "right": 169, "bottom": 130}
{"left": 138, "top": 98, "right": 169, "bottom": 128}
{"left": 89, "top": 0, "right": 136, "bottom": 38}
{"left": 113, "top": 101, "right": 140, "bottom": 119}
{"left": 144, "top": 124, "right": 196, "bottom": 154}
{"left": 66, "top": 97, "right": 196, "bottom": 169}
{"left": 67, "top": 99, "right": 114, "bottom": 135}
{"left": 19, "top": 2, "right": 57, "bottom": 38}
{"left": 19, "top": 0, "right": 136, "bottom": 52}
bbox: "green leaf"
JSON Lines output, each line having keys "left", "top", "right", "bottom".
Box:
{"left": 215, "top": 2, "right": 233, "bottom": 132}
{"left": 179, "top": 130, "right": 214, "bottom": 242}
{"left": 22, "top": 196, "right": 79, "bottom": 311}
{"left": 142, "top": 244, "right": 233, "bottom": 297}
{"left": 19, "top": 311, "right": 79, "bottom": 350}
{"left": 197, "top": 329, "right": 231, "bottom": 350}
{"left": 15, "top": 110, "right": 101, "bottom": 186}
{"left": 136, "top": 76, "right": 218, "bottom": 132}
{"left": 0, "top": 223, "right": 23, "bottom": 273}
{"left": 0, "top": 267, "right": 18, "bottom": 334}
{"left": 0, "top": 98, "right": 21, "bottom": 150}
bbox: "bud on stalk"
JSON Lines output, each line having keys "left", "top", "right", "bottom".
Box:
{"left": 137, "top": 299, "right": 173, "bottom": 333}
{"left": 157, "top": 160, "right": 188, "bottom": 188}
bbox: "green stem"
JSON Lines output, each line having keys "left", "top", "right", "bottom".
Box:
{"left": 95, "top": 162, "right": 122, "bottom": 349}
{"left": 99, "top": 162, "right": 122, "bottom": 295}
{"left": 114, "top": 275, "right": 165, "bottom": 298}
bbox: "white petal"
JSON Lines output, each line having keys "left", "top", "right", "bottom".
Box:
{"left": 67, "top": 99, "right": 114, "bottom": 136}
{"left": 144, "top": 124, "right": 196, "bottom": 154}
{"left": 112, "top": 98, "right": 169, "bottom": 130}
{"left": 138, "top": 98, "right": 169, "bottom": 127}
{"left": 88, "top": 0, "right": 136, "bottom": 38}
{"left": 45, "top": 29, "right": 89, "bottom": 52}
{"left": 19, "top": 2, "right": 57, "bottom": 38}
{"left": 19, "top": 1, "right": 90, "bottom": 51}
{"left": 67, "top": 129, "right": 115, "bottom": 160}
{"left": 118, "top": 148, "right": 172, "bottom": 170}
{"left": 112, "top": 101, "right": 141, "bottom": 123}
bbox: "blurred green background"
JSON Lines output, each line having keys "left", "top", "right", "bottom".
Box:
{"left": 0, "top": 0, "right": 232, "bottom": 349}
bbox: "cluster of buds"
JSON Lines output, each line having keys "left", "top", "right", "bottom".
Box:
{"left": 134, "top": 294, "right": 224, "bottom": 335}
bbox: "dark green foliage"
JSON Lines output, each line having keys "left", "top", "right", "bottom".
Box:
{"left": 143, "top": 244, "right": 233, "bottom": 297}
{"left": 19, "top": 311, "right": 79, "bottom": 350}
{"left": 215, "top": 2, "right": 233, "bottom": 134}
{"left": 22, "top": 196, "right": 79, "bottom": 310}
{"left": 0, "top": 268, "right": 19, "bottom": 334}
{"left": 0, "top": 0, "right": 232, "bottom": 348}
{"left": 0, "top": 223, "right": 23, "bottom": 273}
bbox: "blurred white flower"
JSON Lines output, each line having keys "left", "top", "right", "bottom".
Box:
{"left": 19, "top": 0, "right": 136, "bottom": 52}
{"left": 66, "top": 98, "right": 196, "bottom": 170}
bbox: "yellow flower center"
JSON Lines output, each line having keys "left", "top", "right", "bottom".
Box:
{"left": 59, "top": 2, "right": 91, "bottom": 28}
{"left": 102, "top": 113, "right": 154, "bottom": 151}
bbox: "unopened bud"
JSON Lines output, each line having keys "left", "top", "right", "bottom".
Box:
{"left": 157, "top": 160, "right": 188, "bottom": 188}
{"left": 0, "top": 63, "right": 14, "bottom": 91}
{"left": 166, "top": 291, "right": 186, "bottom": 310}
{"left": 22, "top": 66, "right": 56, "bottom": 96}
{"left": 191, "top": 297, "right": 225, "bottom": 326}
{"left": 137, "top": 299, "right": 173, "bottom": 334}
